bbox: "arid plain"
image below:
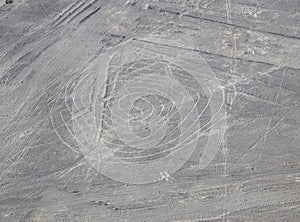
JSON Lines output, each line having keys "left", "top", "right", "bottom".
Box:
{"left": 0, "top": 0, "right": 300, "bottom": 221}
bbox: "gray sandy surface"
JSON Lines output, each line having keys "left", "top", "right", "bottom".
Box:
{"left": 0, "top": 0, "right": 300, "bottom": 221}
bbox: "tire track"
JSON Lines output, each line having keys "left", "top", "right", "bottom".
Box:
{"left": 65, "top": 0, "right": 98, "bottom": 25}
{"left": 78, "top": 6, "right": 102, "bottom": 25}
{"left": 0, "top": 1, "right": 80, "bottom": 63}
{"left": 53, "top": 1, "right": 85, "bottom": 27}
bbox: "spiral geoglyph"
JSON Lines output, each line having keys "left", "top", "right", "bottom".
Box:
{"left": 69, "top": 38, "right": 226, "bottom": 184}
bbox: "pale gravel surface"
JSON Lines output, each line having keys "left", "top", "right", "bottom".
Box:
{"left": 0, "top": 0, "right": 299, "bottom": 221}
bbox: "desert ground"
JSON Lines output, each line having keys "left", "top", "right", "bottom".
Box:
{"left": 0, "top": 0, "right": 299, "bottom": 221}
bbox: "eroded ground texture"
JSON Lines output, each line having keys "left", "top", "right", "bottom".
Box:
{"left": 0, "top": 0, "right": 300, "bottom": 221}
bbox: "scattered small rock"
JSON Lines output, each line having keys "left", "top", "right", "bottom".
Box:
{"left": 126, "top": 0, "right": 136, "bottom": 6}
{"left": 144, "top": 4, "right": 155, "bottom": 10}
